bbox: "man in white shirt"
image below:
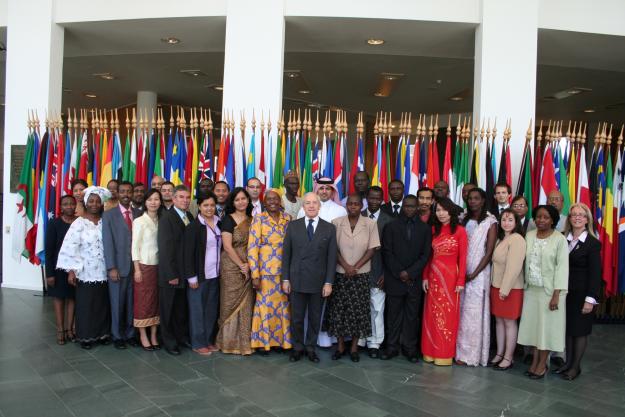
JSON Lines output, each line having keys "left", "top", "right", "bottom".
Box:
{"left": 246, "top": 177, "right": 264, "bottom": 217}
{"left": 548, "top": 190, "right": 568, "bottom": 232}
{"left": 297, "top": 177, "right": 347, "bottom": 222}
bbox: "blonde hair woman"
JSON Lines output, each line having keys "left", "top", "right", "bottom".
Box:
{"left": 556, "top": 203, "right": 601, "bottom": 381}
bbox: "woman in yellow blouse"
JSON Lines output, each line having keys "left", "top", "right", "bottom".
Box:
{"left": 131, "top": 189, "right": 162, "bottom": 351}
{"left": 248, "top": 189, "right": 293, "bottom": 353}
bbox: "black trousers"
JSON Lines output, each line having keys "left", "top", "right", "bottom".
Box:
{"left": 290, "top": 291, "right": 322, "bottom": 352}
{"left": 386, "top": 288, "right": 422, "bottom": 355}
{"left": 159, "top": 286, "right": 189, "bottom": 350}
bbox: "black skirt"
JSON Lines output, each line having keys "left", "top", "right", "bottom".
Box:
{"left": 47, "top": 270, "right": 75, "bottom": 300}
{"left": 75, "top": 280, "right": 111, "bottom": 343}
{"left": 566, "top": 290, "right": 595, "bottom": 337}
{"left": 323, "top": 273, "right": 371, "bottom": 338}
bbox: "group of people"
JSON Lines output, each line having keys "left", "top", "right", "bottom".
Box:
{"left": 44, "top": 171, "right": 601, "bottom": 381}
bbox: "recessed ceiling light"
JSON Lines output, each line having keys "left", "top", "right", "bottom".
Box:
{"left": 367, "top": 38, "right": 385, "bottom": 45}
{"left": 583, "top": 109, "right": 595, "bottom": 113}
{"left": 161, "top": 37, "right": 181, "bottom": 44}
{"left": 286, "top": 72, "right": 299, "bottom": 79}
{"left": 391, "top": 124, "right": 396, "bottom": 128}
{"left": 214, "top": 85, "right": 223, "bottom": 91}
{"left": 63, "top": 88, "right": 72, "bottom": 93}
{"left": 373, "top": 92, "right": 386, "bottom": 97}
{"left": 84, "top": 93, "right": 97, "bottom": 98}
{"left": 298, "top": 89, "right": 310, "bottom": 94}
{"left": 180, "top": 69, "right": 207, "bottom": 77}
{"left": 449, "top": 96, "right": 463, "bottom": 101}
{"left": 93, "top": 72, "right": 116, "bottom": 80}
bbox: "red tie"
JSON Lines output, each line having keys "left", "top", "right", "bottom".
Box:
{"left": 124, "top": 210, "right": 132, "bottom": 232}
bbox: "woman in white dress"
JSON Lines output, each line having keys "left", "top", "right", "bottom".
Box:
{"left": 57, "top": 186, "right": 112, "bottom": 349}
{"left": 456, "top": 188, "right": 498, "bottom": 366}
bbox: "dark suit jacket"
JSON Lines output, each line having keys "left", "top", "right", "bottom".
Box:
{"left": 382, "top": 215, "right": 432, "bottom": 296}
{"left": 282, "top": 217, "right": 337, "bottom": 293}
{"left": 102, "top": 205, "right": 142, "bottom": 277}
{"left": 362, "top": 209, "right": 393, "bottom": 286}
{"left": 568, "top": 234, "right": 602, "bottom": 298}
{"left": 381, "top": 200, "right": 403, "bottom": 218}
{"left": 158, "top": 208, "right": 194, "bottom": 288}
{"left": 183, "top": 217, "right": 220, "bottom": 284}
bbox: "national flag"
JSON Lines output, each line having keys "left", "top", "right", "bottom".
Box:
{"left": 611, "top": 148, "right": 621, "bottom": 294}
{"left": 426, "top": 137, "right": 435, "bottom": 188}
{"left": 62, "top": 130, "right": 72, "bottom": 195}
{"left": 538, "top": 145, "right": 557, "bottom": 204}
{"left": 170, "top": 131, "right": 181, "bottom": 185}
{"left": 577, "top": 145, "right": 591, "bottom": 207}
{"left": 225, "top": 134, "right": 235, "bottom": 186}
{"left": 556, "top": 143, "right": 571, "bottom": 216}
{"left": 470, "top": 137, "right": 479, "bottom": 186}
{"left": 284, "top": 132, "right": 292, "bottom": 174}
{"left": 443, "top": 131, "right": 454, "bottom": 201}
{"left": 595, "top": 146, "right": 605, "bottom": 232}
{"left": 191, "top": 129, "right": 199, "bottom": 194}
{"left": 452, "top": 136, "right": 463, "bottom": 205}
{"left": 380, "top": 136, "right": 389, "bottom": 200}
{"left": 35, "top": 131, "right": 52, "bottom": 264}
{"left": 302, "top": 133, "right": 314, "bottom": 194}
{"left": 12, "top": 131, "right": 36, "bottom": 261}
{"left": 112, "top": 129, "right": 123, "bottom": 180}
{"left": 419, "top": 138, "right": 427, "bottom": 187}
{"left": 92, "top": 130, "right": 101, "bottom": 186}
{"left": 617, "top": 150, "right": 625, "bottom": 293}
{"left": 129, "top": 130, "right": 137, "bottom": 183}
{"left": 333, "top": 134, "right": 344, "bottom": 199}
{"left": 198, "top": 129, "right": 212, "bottom": 181}
{"left": 147, "top": 130, "right": 156, "bottom": 185}
{"left": 568, "top": 143, "right": 577, "bottom": 203}
{"left": 485, "top": 137, "right": 495, "bottom": 206}
{"left": 522, "top": 145, "right": 534, "bottom": 219}
{"left": 258, "top": 126, "right": 266, "bottom": 193}
{"left": 272, "top": 130, "right": 284, "bottom": 188}
{"left": 247, "top": 129, "right": 256, "bottom": 181}
{"left": 431, "top": 134, "right": 440, "bottom": 185}
{"left": 403, "top": 136, "right": 411, "bottom": 196}
{"left": 164, "top": 129, "right": 173, "bottom": 181}
{"left": 311, "top": 137, "right": 319, "bottom": 180}
{"left": 323, "top": 135, "right": 334, "bottom": 179}
{"left": 349, "top": 133, "right": 365, "bottom": 194}
{"left": 532, "top": 136, "right": 543, "bottom": 207}
{"left": 408, "top": 137, "right": 421, "bottom": 195}
{"left": 53, "top": 129, "right": 64, "bottom": 216}
{"left": 216, "top": 128, "right": 227, "bottom": 182}
{"left": 394, "top": 134, "right": 404, "bottom": 182}
{"left": 78, "top": 130, "right": 89, "bottom": 182}
{"left": 601, "top": 150, "right": 614, "bottom": 295}
{"left": 100, "top": 129, "right": 113, "bottom": 186}
{"left": 25, "top": 131, "right": 41, "bottom": 264}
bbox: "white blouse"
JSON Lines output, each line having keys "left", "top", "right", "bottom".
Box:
{"left": 56, "top": 217, "right": 107, "bottom": 283}
{"left": 132, "top": 213, "right": 159, "bottom": 265}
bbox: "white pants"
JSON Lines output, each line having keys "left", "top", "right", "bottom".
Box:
{"left": 359, "top": 288, "right": 385, "bottom": 349}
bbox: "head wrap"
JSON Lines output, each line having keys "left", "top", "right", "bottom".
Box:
{"left": 284, "top": 170, "right": 299, "bottom": 181}
{"left": 83, "top": 186, "right": 112, "bottom": 205}
{"left": 314, "top": 177, "right": 341, "bottom": 203}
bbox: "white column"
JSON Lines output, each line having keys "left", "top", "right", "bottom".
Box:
{"left": 473, "top": 0, "right": 538, "bottom": 191}
{"left": 2, "top": 0, "right": 64, "bottom": 290}
{"left": 136, "top": 90, "right": 157, "bottom": 133}
{"left": 222, "top": 0, "right": 285, "bottom": 187}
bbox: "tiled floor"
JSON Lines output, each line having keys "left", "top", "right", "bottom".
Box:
{"left": 1, "top": 287, "right": 624, "bottom": 417}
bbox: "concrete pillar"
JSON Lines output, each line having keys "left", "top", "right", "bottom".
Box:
{"left": 2, "top": 0, "right": 64, "bottom": 290}
{"left": 136, "top": 90, "right": 157, "bottom": 133}
{"left": 222, "top": 0, "right": 285, "bottom": 187}
{"left": 473, "top": 0, "right": 538, "bottom": 191}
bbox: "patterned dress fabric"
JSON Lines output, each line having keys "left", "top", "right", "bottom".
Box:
{"left": 421, "top": 224, "right": 468, "bottom": 364}
{"left": 248, "top": 211, "right": 293, "bottom": 350}
{"left": 216, "top": 216, "right": 254, "bottom": 355}
{"left": 455, "top": 214, "right": 497, "bottom": 366}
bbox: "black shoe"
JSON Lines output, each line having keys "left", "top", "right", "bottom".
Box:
{"left": 289, "top": 350, "right": 302, "bottom": 362}
{"left": 350, "top": 352, "right": 360, "bottom": 363}
{"left": 151, "top": 344, "right": 161, "bottom": 350}
{"left": 550, "top": 356, "right": 565, "bottom": 368}
{"left": 257, "top": 350, "right": 270, "bottom": 356}
{"left": 529, "top": 370, "right": 546, "bottom": 380}
{"left": 180, "top": 341, "right": 192, "bottom": 349}
{"left": 126, "top": 338, "right": 139, "bottom": 347}
{"left": 487, "top": 354, "right": 503, "bottom": 367}
{"left": 114, "top": 340, "right": 127, "bottom": 350}
{"left": 561, "top": 369, "right": 581, "bottom": 381}
{"left": 553, "top": 365, "right": 570, "bottom": 375}
{"left": 80, "top": 342, "right": 92, "bottom": 350}
{"left": 332, "top": 350, "right": 345, "bottom": 360}
{"left": 380, "top": 350, "right": 398, "bottom": 360}
{"left": 493, "top": 358, "right": 514, "bottom": 371}
{"left": 406, "top": 354, "right": 419, "bottom": 363}
{"left": 368, "top": 348, "right": 380, "bottom": 359}
{"left": 165, "top": 346, "right": 181, "bottom": 356}
{"left": 307, "top": 351, "right": 320, "bottom": 363}
{"left": 141, "top": 344, "right": 155, "bottom": 352}
{"left": 99, "top": 337, "right": 111, "bottom": 346}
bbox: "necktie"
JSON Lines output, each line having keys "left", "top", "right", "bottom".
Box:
{"left": 307, "top": 219, "right": 314, "bottom": 241}
{"left": 124, "top": 210, "right": 132, "bottom": 231}
{"left": 393, "top": 204, "right": 400, "bottom": 215}
{"left": 182, "top": 214, "right": 190, "bottom": 226}
{"left": 369, "top": 213, "right": 375, "bottom": 219}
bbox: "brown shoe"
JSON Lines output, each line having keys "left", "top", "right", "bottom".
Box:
{"left": 193, "top": 347, "right": 212, "bottom": 356}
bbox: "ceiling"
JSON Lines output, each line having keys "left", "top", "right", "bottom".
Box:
{"left": 0, "top": 17, "right": 624, "bottom": 125}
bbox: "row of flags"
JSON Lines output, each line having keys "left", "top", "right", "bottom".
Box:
{"left": 11, "top": 110, "right": 625, "bottom": 298}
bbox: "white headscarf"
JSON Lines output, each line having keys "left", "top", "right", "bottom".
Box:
{"left": 83, "top": 186, "right": 112, "bottom": 205}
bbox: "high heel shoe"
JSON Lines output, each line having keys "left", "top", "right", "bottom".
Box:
{"left": 350, "top": 352, "right": 360, "bottom": 363}
{"left": 494, "top": 357, "right": 514, "bottom": 371}
{"left": 56, "top": 330, "right": 66, "bottom": 345}
{"left": 332, "top": 350, "right": 345, "bottom": 360}
{"left": 561, "top": 369, "right": 581, "bottom": 381}
{"left": 529, "top": 369, "right": 546, "bottom": 380}
{"left": 487, "top": 354, "right": 503, "bottom": 367}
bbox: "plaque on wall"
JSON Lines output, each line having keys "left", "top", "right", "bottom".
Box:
{"left": 10, "top": 145, "right": 26, "bottom": 193}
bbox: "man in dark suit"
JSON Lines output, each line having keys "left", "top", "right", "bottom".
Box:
{"left": 282, "top": 192, "right": 337, "bottom": 363}
{"left": 380, "top": 180, "right": 405, "bottom": 217}
{"left": 433, "top": 180, "right": 464, "bottom": 214}
{"left": 381, "top": 195, "right": 432, "bottom": 362}
{"left": 158, "top": 184, "right": 194, "bottom": 355}
{"left": 103, "top": 181, "right": 141, "bottom": 349}
{"left": 360, "top": 186, "right": 393, "bottom": 358}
